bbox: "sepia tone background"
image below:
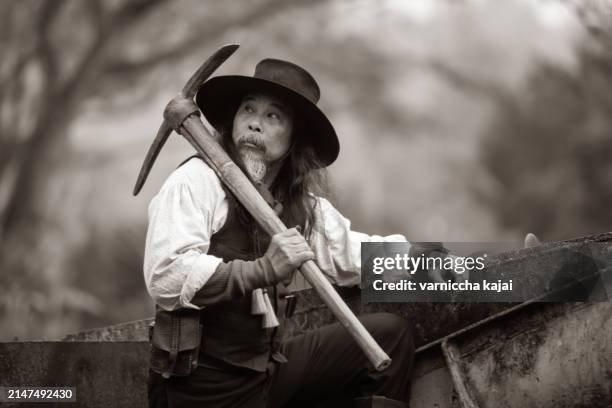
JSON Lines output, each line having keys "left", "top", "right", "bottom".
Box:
{"left": 0, "top": 0, "right": 611, "bottom": 340}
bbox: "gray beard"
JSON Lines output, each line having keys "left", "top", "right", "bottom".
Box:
{"left": 240, "top": 149, "right": 267, "bottom": 184}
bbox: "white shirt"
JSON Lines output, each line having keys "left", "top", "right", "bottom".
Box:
{"left": 144, "top": 158, "right": 408, "bottom": 311}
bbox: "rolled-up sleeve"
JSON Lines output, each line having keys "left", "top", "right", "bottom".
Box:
{"left": 144, "top": 163, "right": 225, "bottom": 311}
{"left": 308, "top": 197, "right": 408, "bottom": 287}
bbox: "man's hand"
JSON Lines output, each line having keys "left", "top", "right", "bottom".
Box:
{"left": 264, "top": 228, "right": 314, "bottom": 284}
{"left": 524, "top": 232, "right": 541, "bottom": 248}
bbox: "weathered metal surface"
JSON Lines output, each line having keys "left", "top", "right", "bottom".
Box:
{"left": 23, "top": 232, "right": 611, "bottom": 407}
{"left": 410, "top": 346, "right": 455, "bottom": 408}
{"left": 64, "top": 319, "right": 152, "bottom": 341}
{"left": 441, "top": 340, "right": 480, "bottom": 408}
{"left": 408, "top": 302, "right": 612, "bottom": 408}
{"left": 4, "top": 306, "right": 612, "bottom": 408}
{"left": 464, "top": 302, "right": 612, "bottom": 408}
{"left": 0, "top": 342, "right": 148, "bottom": 408}
{"left": 287, "top": 232, "right": 612, "bottom": 346}
{"left": 7, "top": 303, "right": 610, "bottom": 407}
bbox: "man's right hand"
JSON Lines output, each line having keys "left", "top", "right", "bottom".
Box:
{"left": 264, "top": 228, "right": 314, "bottom": 283}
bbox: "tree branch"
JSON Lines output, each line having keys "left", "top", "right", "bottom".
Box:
{"left": 0, "top": 0, "right": 18, "bottom": 44}
{"left": 111, "top": 0, "right": 170, "bottom": 31}
{"left": 564, "top": 0, "right": 612, "bottom": 53}
{"left": 61, "top": 1, "right": 107, "bottom": 93}
{"left": 36, "top": 0, "right": 66, "bottom": 95}
{"left": 1, "top": 65, "right": 27, "bottom": 140}
{"left": 0, "top": 139, "right": 23, "bottom": 179}
{"left": 60, "top": 0, "right": 171, "bottom": 100}
{"left": 427, "top": 59, "right": 516, "bottom": 108}
{"left": 100, "top": 0, "right": 318, "bottom": 80}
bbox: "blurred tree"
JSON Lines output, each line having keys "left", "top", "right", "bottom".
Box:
{"left": 0, "top": 0, "right": 326, "bottom": 339}
{"left": 0, "top": 0, "right": 316, "bottom": 241}
{"left": 2, "top": 0, "right": 594, "bottom": 338}
{"left": 480, "top": 0, "right": 612, "bottom": 239}
{"left": 67, "top": 223, "right": 151, "bottom": 330}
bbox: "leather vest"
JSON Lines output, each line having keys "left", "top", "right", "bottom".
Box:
{"left": 199, "top": 185, "right": 291, "bottom": 372}
{"left": 150, "top": 156, "right": 295, "bottom": 376}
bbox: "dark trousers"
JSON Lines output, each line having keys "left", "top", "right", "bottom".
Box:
{"left": 149, "top": 313, "right": 414, "bottom": 408}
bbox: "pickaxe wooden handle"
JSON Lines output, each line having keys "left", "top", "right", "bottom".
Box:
{"left": 133, "top": 44, "right": 392, "bottom": 371}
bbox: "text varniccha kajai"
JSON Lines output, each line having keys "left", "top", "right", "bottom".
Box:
{"left": 372, "top": 279, "right": 513, "bottom": 293}
{"left": 370, "top": 253, "right": 513, "bottom": 293}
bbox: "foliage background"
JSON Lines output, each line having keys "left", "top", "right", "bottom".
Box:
{"left": 1, "top": 0, "right": 611, "bottom": 340}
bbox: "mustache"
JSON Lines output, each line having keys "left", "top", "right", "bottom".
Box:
{"left": 236, "top": 133, "right": 266, "bottom": 153}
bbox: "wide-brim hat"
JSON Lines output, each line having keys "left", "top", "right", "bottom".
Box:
{"left": 196, "top": 58, "right": 339, "bottom": 167}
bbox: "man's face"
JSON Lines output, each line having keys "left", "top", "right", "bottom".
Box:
{"left": 232, "top": 93, "right": 294, "bottom": 183}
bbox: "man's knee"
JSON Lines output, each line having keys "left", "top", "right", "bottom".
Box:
{"left": 361, "top": 313, "right": 414, "bottom": 352}
{"left": 357, "top": 313, "right": 414, "bottom": 402}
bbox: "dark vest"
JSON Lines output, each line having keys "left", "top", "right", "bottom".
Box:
{"left": 199, "top": 181, "right": 291, "bottom": 372}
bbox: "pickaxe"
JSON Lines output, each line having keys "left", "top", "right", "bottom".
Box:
{"left": 133, "top": 44, "right": 391, "bottom": 371}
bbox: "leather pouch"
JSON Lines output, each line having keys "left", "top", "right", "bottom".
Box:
{"left": 150, "top": 308, "right": 202, "bottom": 378}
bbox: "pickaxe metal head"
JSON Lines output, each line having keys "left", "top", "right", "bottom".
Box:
{"left": 132, "top": 43, "right": 240, "bottom": 196}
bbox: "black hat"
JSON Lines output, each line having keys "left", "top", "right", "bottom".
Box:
{"left": 195, "top": 59, "right": 339, "bottom": 167}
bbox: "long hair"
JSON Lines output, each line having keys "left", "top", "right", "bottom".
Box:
{"left": 217, "top": 121, "right": 328, "bottom": 241}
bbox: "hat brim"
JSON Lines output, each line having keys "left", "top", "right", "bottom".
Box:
{"left": 195, "top": 75, "right": 339, "bottom": 167}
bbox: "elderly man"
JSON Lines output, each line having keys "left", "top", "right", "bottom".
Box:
{"left": 145, "top": 59, "right": 415, "bottom": 408}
